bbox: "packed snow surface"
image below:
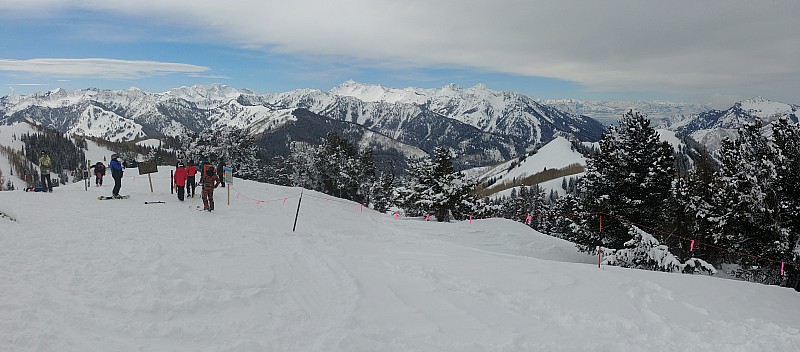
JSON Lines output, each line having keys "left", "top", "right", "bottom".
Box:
{"left": 1, "top": 170, "right": 799, "bottom": 351}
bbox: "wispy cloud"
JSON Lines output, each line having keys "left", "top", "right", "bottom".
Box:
{"left": 188, "top": 74, "right": 230, "bottom": 80}
{"left": 0, "top": 58, "right": 208, "bottom": 79}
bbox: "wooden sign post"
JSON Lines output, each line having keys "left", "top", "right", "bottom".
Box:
{"left": 137, "top": 160, "right": 158, "bottom": 193}
{"left": 223, "top": 166, "right": 233, "bottom": 205}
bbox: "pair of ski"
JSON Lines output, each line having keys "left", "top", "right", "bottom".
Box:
{"left": 97, "top": 195, "right": 164, "bottom": 205}
{"left": 98, "top": 195, "right": 130, "bottom": 200}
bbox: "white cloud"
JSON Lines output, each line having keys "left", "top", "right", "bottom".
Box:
{"left": 2, "top": 1, "right": 798, "bottom": 103}
{"left": 0, "top": 58, "right": 208, "bottom": 79}
{"left": 188, "top": 74, "right": 231, "bottom": 80}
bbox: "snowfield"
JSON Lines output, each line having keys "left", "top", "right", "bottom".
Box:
{"left": 1, "top": 170, "right": 799, "bottom": 351}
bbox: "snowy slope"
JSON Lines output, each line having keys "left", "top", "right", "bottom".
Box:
{"left": 473, "top": 136, "right": 587, "bottom": 198}
{"left": 0, "top": 122, "right": 37, "bottom": 188}
{"left": 1, "top": 169, "right": 798, "bottom": 351}
{"left": 479, "top": 136, "right": 586, "bottom": 182}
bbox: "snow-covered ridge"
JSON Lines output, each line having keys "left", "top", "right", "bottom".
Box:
{"left": 544, "top": 98, "right": 712, "bottom": 125}
{"left": 2, "top": 82, "right": 795, "bottom": 162}
{"left": 666, "top": 96, "right": 799, "bottom": 152}
{"left": 0, "top": 82, "right": 607, "bottom": 163}
{"left": 736, "top": 96, "right": 796, "bottom": 119}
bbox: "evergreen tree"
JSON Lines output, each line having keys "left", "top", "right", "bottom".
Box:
{"left": 683, "top": 149, "right": 722, "bottom": 262}
{"left": 357, "top": 148, "right": 377, "bottom": 205}
{"left": 582, "top": 110, "right": 675, "bottom": 251}
{"left": 771, "top": 117, "right": 800, "bottom": 287}
{"left": 401, "top": 147, "right": 476, "bottom": 222}
{"left": 317, "top": 133, "right": 359, "bottom": 200}
{"left": 709, "top": 120, "right": 789, "bottom": 272}
{"left": 371, "top": 172, "right": 395, "bottom": 213}
{"left": 287, "top": 133, "right": 376, "bottom": 204}
{"left": 289, "top": 141, "right": 323, "bottom": 191}
{"left": 188, "top": 127, "right": 264, "bottom": 181}
{"left": 550, "top": 193, "right": 590, "bottom": 241}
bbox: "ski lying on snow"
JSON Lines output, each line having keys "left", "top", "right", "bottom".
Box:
{"left": 98, "top": 195, "right": 130, "bottom": 200}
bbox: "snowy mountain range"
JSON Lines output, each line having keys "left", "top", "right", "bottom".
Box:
{"left": 544, "top": 99, "right": 712, "bottom": 126}
{"left": 0, "top": 82, "right": 606, "bottom": 168}
{"left": 666, "top": 97, "right": 800, "bottom": 152}
{"left": 1, "top": 82, "right": 797, "bottom": 167}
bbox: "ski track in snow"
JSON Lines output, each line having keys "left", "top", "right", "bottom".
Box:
{"left": 1, "top": 170, "right": 799, "bottom": 351}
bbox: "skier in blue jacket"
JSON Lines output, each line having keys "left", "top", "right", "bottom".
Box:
{"left": 109, "top": 153, "right": 124, "bottom": 198}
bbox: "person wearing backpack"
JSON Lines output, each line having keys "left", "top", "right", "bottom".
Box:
{"left": 90, "top": 161, "right": 106, "bottom": 187}
{"left": 201, "top": 162, "right": 221, "bottom": 211}
{"left": 38, "top": 150, "right": 53, "bottom": 192}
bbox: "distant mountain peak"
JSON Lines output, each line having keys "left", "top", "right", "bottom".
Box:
{"left": 733, "top": 96, "right": 794, "bottom": 119}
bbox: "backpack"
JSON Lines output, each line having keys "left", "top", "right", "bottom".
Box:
{"left": 97, "top": 163, "right": 106, "bottom": 175}
{"left": 206, "top": 166, "right": 216, "bottom": 177}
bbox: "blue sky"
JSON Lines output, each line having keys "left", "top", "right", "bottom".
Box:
{"left": 1, "top": 1, "right": 798, "bottom": 108}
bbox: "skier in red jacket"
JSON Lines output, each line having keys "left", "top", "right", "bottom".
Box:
{"left": 186, "top": 160, "right": 198, "bottom": 198}
{"left": 173, "top": 162, "right": 189, "bottom": 201}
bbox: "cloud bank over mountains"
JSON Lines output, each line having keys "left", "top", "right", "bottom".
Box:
{"left": 1, "top": 0, "right": 798, "bottom": 106}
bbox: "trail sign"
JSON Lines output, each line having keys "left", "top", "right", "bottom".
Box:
{"left": 137, "top": 160, "right": 158, "bottom": 193}
{"left": 137, "top": 160, "right": 158, "bottom": 175}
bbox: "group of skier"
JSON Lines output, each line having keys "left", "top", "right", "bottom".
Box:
{"left": 34, "top": 149, "right": 224, "bottom": 210}
{"left": 173, "top": 155, "right": 225, "bottom": 211}
{"left": 32, "top": 151, "right": 123, "bottom": 196}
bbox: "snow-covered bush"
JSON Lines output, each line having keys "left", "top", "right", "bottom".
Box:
{"left": 601, "top": 226, "right": 716, "bottom": 275}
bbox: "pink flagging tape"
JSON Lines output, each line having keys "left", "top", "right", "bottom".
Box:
{"left": 690, "top": 239, "right": 695, "bottom": 252}
{"left": 525, "top": 215, "right": 532, "bottom": 225}
{"left": 469, "top": 215, "right": 473, "bottom": 224}
{"left": 781, "top": 262, "right": 785, "bottom": 276}
{"left": 425, "top": 214, "right": 430, "bottom": 221}
{"left": 394, "top": 212, "right": 399, "bottom": 220}
{"left": 284, "top": 197, "right": 287, "bottom": 204}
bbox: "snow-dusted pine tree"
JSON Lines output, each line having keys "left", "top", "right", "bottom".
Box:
{"left": 582, "top": 110, "right": 675, "bottom": 251}
{"left": 288, "top": 133, "right": 376, "bottom": 204}
{"left": 186, "top": 126, "right": 264, "bottom": 181}
{"left": 709, "top": 120, "right": 783, "bottom": 267}
{"left": 400, "top": 147, "right": 476, "bottom": 222}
